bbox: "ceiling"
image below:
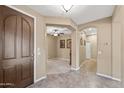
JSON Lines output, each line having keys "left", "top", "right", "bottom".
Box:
{"left": 47, "top": 26, "right": 72, "bottom": 35}
{"left": 28, "top": 5, "right": 115, "bottom": 25}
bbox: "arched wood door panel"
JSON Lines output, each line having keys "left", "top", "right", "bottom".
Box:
{"left": 0, "top": 69, "right": 3, "bottom": 87}
{"left": 2, "top": 15, "right": 17, "bottom": 88}
{"left": 0, "top": 6, "right": 3, "bottom": 87}
{"left": 0, "top": 10, "right": 2, "bottom": 60}
{"left": 4, "top": 66, "right": 17, "bottom": 87}
{"left": 20, "top": 17, "right": 33, "bottom": 87}
{"left": 0, "top": 6, "right": 34, "bottom": 88}
{"left": 3, "top": 15, "right": 17, "bottom": 59}
{"left": 21, "top": 18, "right": 31, "bottom": 57}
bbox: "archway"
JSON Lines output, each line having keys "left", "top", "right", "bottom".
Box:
{"left": 46, "top": 25, "right": 73, "bottom": 74}
{"left": 79, "top": 27, "right": 97, "bottom": 72}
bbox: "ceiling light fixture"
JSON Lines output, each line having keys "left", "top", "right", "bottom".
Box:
{"left": 53, "top": 33, "right": 58, "bottom": 36}
{"left": 53, "top": 29, "right": 58, "bottom": 36}
{"left": 62, "top": 5, "right": 73, "bottom": 13}
{"left": 53, "top": 29, "right": 64, "bottom": 36}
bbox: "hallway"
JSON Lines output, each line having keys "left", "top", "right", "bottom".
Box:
{"left": 47, "top": 59, "right": 70, "bottom": 74}
{"left": 0, "top": 5, "right": 123, "bottom": 88}
{"left": 28, "top": 59, "right": 122, "bottom": 88}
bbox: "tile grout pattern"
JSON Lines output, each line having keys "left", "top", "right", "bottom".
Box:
{"left": 28, "top": 59, "right": 123, "bottom": 88}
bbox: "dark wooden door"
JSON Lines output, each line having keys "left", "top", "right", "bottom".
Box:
{"left": 69, "top": 40, "right": 72, "bottom": 66}
{"left": 0, "top": 6, "right": 34, "bottom": 88}
{"left": 0, "top": 6, "right": 3, "bottom": 88}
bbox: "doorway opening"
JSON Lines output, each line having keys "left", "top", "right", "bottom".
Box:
{"left": 80, "top": 27, "right": 97, "bottom": 72}
{"left": 46, "top": 26, "right": 72, "bottom": 75}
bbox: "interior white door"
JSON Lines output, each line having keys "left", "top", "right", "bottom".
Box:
{"left": 86, "top": 42, "right": 91, "bottom": 59}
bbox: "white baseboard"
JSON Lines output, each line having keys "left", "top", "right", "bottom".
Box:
{"left": 112, "top": 77, "right": 121, "bottom": 82}
{"left": 96, "top": 73, "right": 112, "bottom": 79}
{"left": 96, "top": 73, "right": 121, "bottom": 82}
{"left": 34, "top": 75, "right": 47, "bottom": 83}
{"left": 71, "top": 66, "right": 80, "bottom": 71}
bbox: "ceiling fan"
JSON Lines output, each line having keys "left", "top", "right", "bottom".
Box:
{"left": 53, "top": 29, "right": 64, "bottom": 36}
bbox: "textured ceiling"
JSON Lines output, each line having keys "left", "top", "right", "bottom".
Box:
{"left": 28, "top": 5, "right": 115, "bottom": 25}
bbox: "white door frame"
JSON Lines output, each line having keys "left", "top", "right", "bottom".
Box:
{"left": 5, "top": 5, "right": 37, "bottom": 83}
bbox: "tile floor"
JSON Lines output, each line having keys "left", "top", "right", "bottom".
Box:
{"left": 28, "top": 59, "right": 123, "bottom": 88}
{"left": 47, "top": 59, "right": 70, "bottom": 74}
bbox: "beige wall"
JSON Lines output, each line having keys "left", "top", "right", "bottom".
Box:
{"left": 47, "top": 34, "right": 71, "bottom": 60}
{"left": 79, "top": 17, "right": 112, "bottom": 76}
{"left": 112, "top": 22, "right": 121, "bottom": 80}
{"left": 12, "top": 5, "right": 47, "bottom": 81}
{"left": 112, "top": 6, "right": 123, "bottom": 81}
{"left": 79, "top": 45, "right": 86, "bottom": 65}
{"left": 79, "top": 34, "right": 86, "bottom": 65}
{"left": 87, "top": 35, "right": 97, "bottom": 59}
{"left": 57, "top": 35, "right": 71, "bottom": 60}
{"left": 47, "top": 35, "right": 57, "bottom": 59}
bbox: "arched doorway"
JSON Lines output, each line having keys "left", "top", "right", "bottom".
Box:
{"left": 79, "top": 27, "right": 97, "bottom": 72}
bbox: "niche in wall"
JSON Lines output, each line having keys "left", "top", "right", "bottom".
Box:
{"left": 60, "top": 40, "right": 65, "bottom": 48}
{"left": 67, "top": 39, "right": 71, "bottom": 48}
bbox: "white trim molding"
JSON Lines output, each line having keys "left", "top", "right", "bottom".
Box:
{"left": 96, "top": 73, "right": 112, "bottom": 79}
{"left": 96, "top": 73, "right": 121, "bottom": 82}
{"left": 34, "top": 76, "right": 47, "bottom": 83}
{"left": 71, "top": 66, "right": 80, "bottom": 71}
{"left": 6, "top": 5, "right": 36, "bottom": 18}
{"left": 112, "top": 77, "right": 121, "bottom": 82}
